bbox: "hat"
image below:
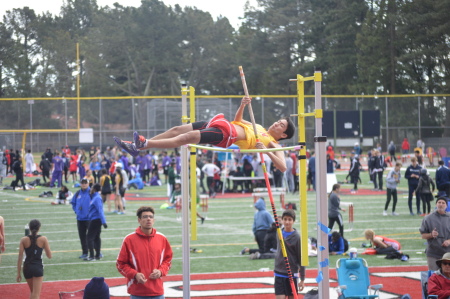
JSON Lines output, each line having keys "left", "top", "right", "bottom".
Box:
{"left": 435, "top": 191, "right": 447, "bottom": 198}
{"left": 436, "top": 197, "right": 448, "bottom": 206}
{"left": 80, "top": 178, "right": 89, "bottom": 184}
{"left": 420, "top": 168, "right": 427, "bottom": 175}
{"left": 436, "top": 252, "right": 450, "bottom": 268}
{"left": 83, "top": 277, "right": 109, "bottom": 299}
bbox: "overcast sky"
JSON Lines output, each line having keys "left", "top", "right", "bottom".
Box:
{"left": 0, "top": 0, "right": 258, "bottom": 28}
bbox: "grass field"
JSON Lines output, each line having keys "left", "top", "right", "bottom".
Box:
{"left": 0, "top": 168, "right": 429, "bottom": 285}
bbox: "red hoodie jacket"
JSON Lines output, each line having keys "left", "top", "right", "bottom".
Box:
{"left": 116, "top": 227, "right": 172, "bottom": 296}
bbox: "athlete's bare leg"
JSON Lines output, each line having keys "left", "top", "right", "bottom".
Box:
{"left": 141, "top": 130, "right": 201, "bottom": 150}
{"left": 148, "top": 123, "right": 194, "bottom": 141}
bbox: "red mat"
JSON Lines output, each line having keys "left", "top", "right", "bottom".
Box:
{"left": 0, "top": 266, "right": 426, "bottom": 298}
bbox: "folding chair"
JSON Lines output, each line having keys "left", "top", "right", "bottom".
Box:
{"left": 421, "top": 270, "right": 439, "bottom": 299}
{"left": 335, "top": 258, "right": 383, "bottom": 299}
{"left": 58, "top": 289, "right": 84, "bottom": 299}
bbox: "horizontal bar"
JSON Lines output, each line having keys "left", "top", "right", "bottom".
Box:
{"left": 187, "top": 144, "right": 302, "bottom": 153}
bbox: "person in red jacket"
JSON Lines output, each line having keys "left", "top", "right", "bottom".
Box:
{"left": 428, "top": 252, "right": 450, "bottom": 299}
{"left": 116, "top": 206, "right": 173, "bottom": 298}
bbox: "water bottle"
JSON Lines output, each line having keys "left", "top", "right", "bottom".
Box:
{"left": 25, "top": 224, "right": 30, "bottom": 236}
{"left": 349, "top": 247, "right": 358, "bottom": 259}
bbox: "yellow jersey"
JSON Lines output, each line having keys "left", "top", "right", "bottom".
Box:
{"left": 231, "top": 121, "right": 277, "bottom": 149}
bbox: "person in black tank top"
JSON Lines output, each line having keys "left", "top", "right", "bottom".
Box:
{"left": 17, "top": 219, "right": 52, "bottom": 299}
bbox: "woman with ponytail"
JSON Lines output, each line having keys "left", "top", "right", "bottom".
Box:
{"left": 328, "top": 184, "right": 346, "bottom": 237}
{"left": 17, "top": 219, "right": 52, "bottom": 299}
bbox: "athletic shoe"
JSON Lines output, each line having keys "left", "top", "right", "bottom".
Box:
{"left": 249, "top": 252, "right": 261, "bottom": 260}
{"left": 113, "top": 136, "right": 140, "bottom": 157}
{"left": 392, "top": 212, "right": 399, "bottom": 216}
{"left": 201, "top": 217, "right": 205, "bottom": 224}
{"left": 240, "top": 247, "right": 248, "bottom": 255}
{"left": 99, "top": 253, "right": 104, "bottom": 258}
{"left": 133, "top": 131, "right": 147, "bottom": 149}
{"left": 383, "top": 210, "right": 388, "bottom": 216}
{"left": 79, "top": 254, "right": 88, "bottom": 259}
{"left": 420, "top": 213, "right": 427, "bottom": 217}
{"left": 410, "top": 212, "right": 415, "bottom": 216}
{"left": 84, "top": 257, "right": 96, "bottom": 261}
{"left": 117, "top": 211, "right": 125, "bottom": 215}
{"left": 417, "top": 211, "right": 422, "bottom": 215}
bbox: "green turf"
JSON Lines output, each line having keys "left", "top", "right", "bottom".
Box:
{"left": 0, "top": 170, "right": 429, "bottom": 284}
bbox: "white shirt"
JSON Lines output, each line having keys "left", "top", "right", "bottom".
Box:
{"left": 202, "top": 163, "right": 220, "bottom": 177}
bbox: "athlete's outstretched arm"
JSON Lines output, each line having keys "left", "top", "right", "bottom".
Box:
{"left": 234, "top": 97, "right": 252, "bottom": 125}
{"left": 256, "top": 142, "right": 287, "bottom": 172}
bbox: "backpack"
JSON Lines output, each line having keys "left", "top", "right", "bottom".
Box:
{"left": 304, "top": 288, "right": 318, "bottom": 299}
{"left": 101, "top": 175, "right": 112, "bottom": 194}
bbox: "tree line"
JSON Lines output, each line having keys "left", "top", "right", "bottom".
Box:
{"left": 0, "top": 0, "right": 449, "bottom": 137}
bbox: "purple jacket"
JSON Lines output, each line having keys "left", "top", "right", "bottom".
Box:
{"left": 120, "top": 156, "right": 130, "bottom": 171}
{"left": 52, "top": 156, "right": 64, "bottom": 172}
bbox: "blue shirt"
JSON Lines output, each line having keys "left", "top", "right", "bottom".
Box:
{"left": 88, "top": 192, "right": 107, "bottom": 224}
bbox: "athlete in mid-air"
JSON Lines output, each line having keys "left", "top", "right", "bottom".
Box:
{"left": 114, "top": 96, "right": 295, "bottom": 172}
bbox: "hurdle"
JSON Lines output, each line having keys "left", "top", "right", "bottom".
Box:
{"left": 341, "top": 201, "right": 354, "bottom": 232}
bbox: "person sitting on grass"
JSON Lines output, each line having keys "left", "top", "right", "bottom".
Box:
{"left": 364, "top": 229, "right": 401, "bottom": 254}
{"left": 328, "top": 231, "right": 347, "bottom": 255}
{"left": 114, "top": 96, "right": 295, "bottom": 172}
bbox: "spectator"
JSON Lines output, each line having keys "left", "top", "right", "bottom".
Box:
{"left": 405, "top": 156, "right": 422, "bottom": 215}
{"left": 86, "top": 184, "right": 107, "bottom": 261}
{"left": 99, "top": 169, "right": 113, "bottom": 212}
{"left": 114, "top": 168, "right": 125, "bottom": 215}
{"left": 117, "top": 206, "right": 173, "bottom": 298}
{"left": 0, "top": 149, "right": 6, "bottom": 185}
{"left": 416, "top": 169, "right": 436, "bottom": 216}
{"left": 71, "top": 178, "right": 91, "bottom": 259}
{"left": 326, "top": 154, "right": 339, "bottom": 174}
{"left": 61, "top": 152, "right": 70, "bottom": 184}
{"left": 50, "top": 151, "right": 64, "bottom": 188}
{"left": 436, "top": 160, "right": 450, "bottom": 196}
{"left": 0, "top": 216, "right": 5, "bottom": 262}
{"left": 89, "top": 156, "right": 102, "bottom": 183}
{"left": 354, "top": 142, "right": 362, "bottom": 155}
{"left": 348, "top": 153, "right": 362, "bottom": 193}
{"left": 388, "top": 141, "right": 397, "bottom": 162}
{"left": 248, "top": 222, "right": 278, "bottom": 260}
{"left": 364, "top": 229, "right": 401, "bottom": 255}
{"left": 274, "top": 209, "right": 305, "bottom": 297}
{"left": 240, "top": 198, "right": 274, "bottom": 256}
{"left": 39, "top": 155, "right": 51, "bottom": 184}
{"left": 52, "top": 185, "right": 69, "bottom": 205}
{"left": 128, "top": 172, "right": 144, "bottom": 189}
{"left": 69, "top": 154, "right": 78, "bottom": 183}
{"left": 419, "top": 197, "right": 450, "bottom": 271}
{"left": 401, "top": 138, "right": 410, "bottom": 154}
{"left": 24, "top": 149, "right": 34, "bottom": 175}
{"left": 329, "top": 231, "right": 346, "bottom": 255}
{"left": 161, "top": 151, "right": 172, "bottom": 184}
{"left": 11, "top": 156, "right": 26, "bottom": 191}
{"left": 308, "top": 152, "right": 316, "bottom": 190}
{"left": 84, "top": 169, "right": 95, "bottom": 187}
{"left": 83, "top": 277, "right": 110, "bottom": 299}
{"left": 428, "top": 252, "right": 450, "bottom": 298}
{"left": 16, "top": 219, "right": 52, "bottom": 299}
{"left": 242, "top": 158, "right": 254, "bottom": 192}
{"left": 371, "top": 149, "right": 386, "bottom": 191}
{"left": 328, "top": 184, "right": 345, "bottom": 237}
{"left": 384, "top": 162, "right": 402, "bottom": 216}
{"left": 202, "top": 159, "right": 220, "bottom": 197}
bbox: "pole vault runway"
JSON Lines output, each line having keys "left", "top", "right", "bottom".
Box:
{"left": 0, "top": 266, "right": 426, "bottom": 298}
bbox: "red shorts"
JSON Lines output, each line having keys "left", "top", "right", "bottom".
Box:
{"left": 193, "top": 114, "right": 237, "bottom": 148}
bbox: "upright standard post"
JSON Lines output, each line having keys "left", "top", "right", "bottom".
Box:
{"left": 181, "top": 84, "right": 191, "bottom": 299}
{"left": 189, "top": 86, "right": 198, "bottom": 240}
{"left": 296, "top": 74, "right": 309, "bottom": 267}
{"left": 313, "top": 70, "right": 330, "bottom": 299}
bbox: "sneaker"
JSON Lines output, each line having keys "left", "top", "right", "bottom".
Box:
{"left": 240, "top": 247, "right": 248, "bottom": 255}
{"left": 420, "top": 213, "right": 427, "bottom": 217}
{"left": 410, "top": 212, "right": 415, "bottom": 216}
{"left": 133, "top": 131, "right": 147, "bottom": 149}
{"left": 117, "top": 211, "right": 125, "bottom": 215}
{"left": 113, "top": 136, "right": 140, "bottom": 157}
{"left": 84, "top": 257, "right": 96, "bottom": 261}
{"left": 392, "top": 212, "right": 399, "bottom": 216}
{"left": 201, "top": 217, "right": 205, "bottom": 224}
{"left": 383, "top": 210, "right": 388, "bottom": 216}
{"left": 417, "top": 211, "right": 422, "bottom": 215}
{"left": 249, "top": 252, "right": 261, "bottom": 260}
{"left": 94, "top": 256, "right": 101, "bottom": 260}
{"left": 79, "top": 254, "right": 88, "bottom": 259}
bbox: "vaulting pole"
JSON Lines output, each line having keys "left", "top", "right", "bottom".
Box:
{"left": 239, "top": 66, "right": 298, "bottom": 299}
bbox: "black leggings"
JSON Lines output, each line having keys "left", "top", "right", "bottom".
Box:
{"left": 385, "top": 188, "right": 398, "bottom": 212}
{"left": 192, "top": 121, "right": 224, "bottom": 145}
{"left": 87, "top": 219, "right": 102, "bottom": 258}
{"left": 421, "top": 193, "right": 433, "bottom": 214}
{"left": 328, "top": 215, "right": 344, "bottom": 237}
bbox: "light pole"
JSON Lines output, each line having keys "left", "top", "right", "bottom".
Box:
{"left": 28, "top": 99, "right": 34, "bottom": 152}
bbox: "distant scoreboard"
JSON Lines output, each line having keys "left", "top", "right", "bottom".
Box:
{"left": 323, "top": 110, "right": 380, "bottom": 137}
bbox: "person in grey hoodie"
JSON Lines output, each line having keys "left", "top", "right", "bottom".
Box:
{"left": 240, "top": 197, "right": 274, "bottom": 255}
{"left": 416, "top": 168, "right": 435, "bottom": 216}
{"left": 384, "top": 162, "right": 402, "bottom": 216}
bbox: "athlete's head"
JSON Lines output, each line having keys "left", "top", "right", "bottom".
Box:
{"left": 279, "top": 117, "right": 295, "bottom": 141}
